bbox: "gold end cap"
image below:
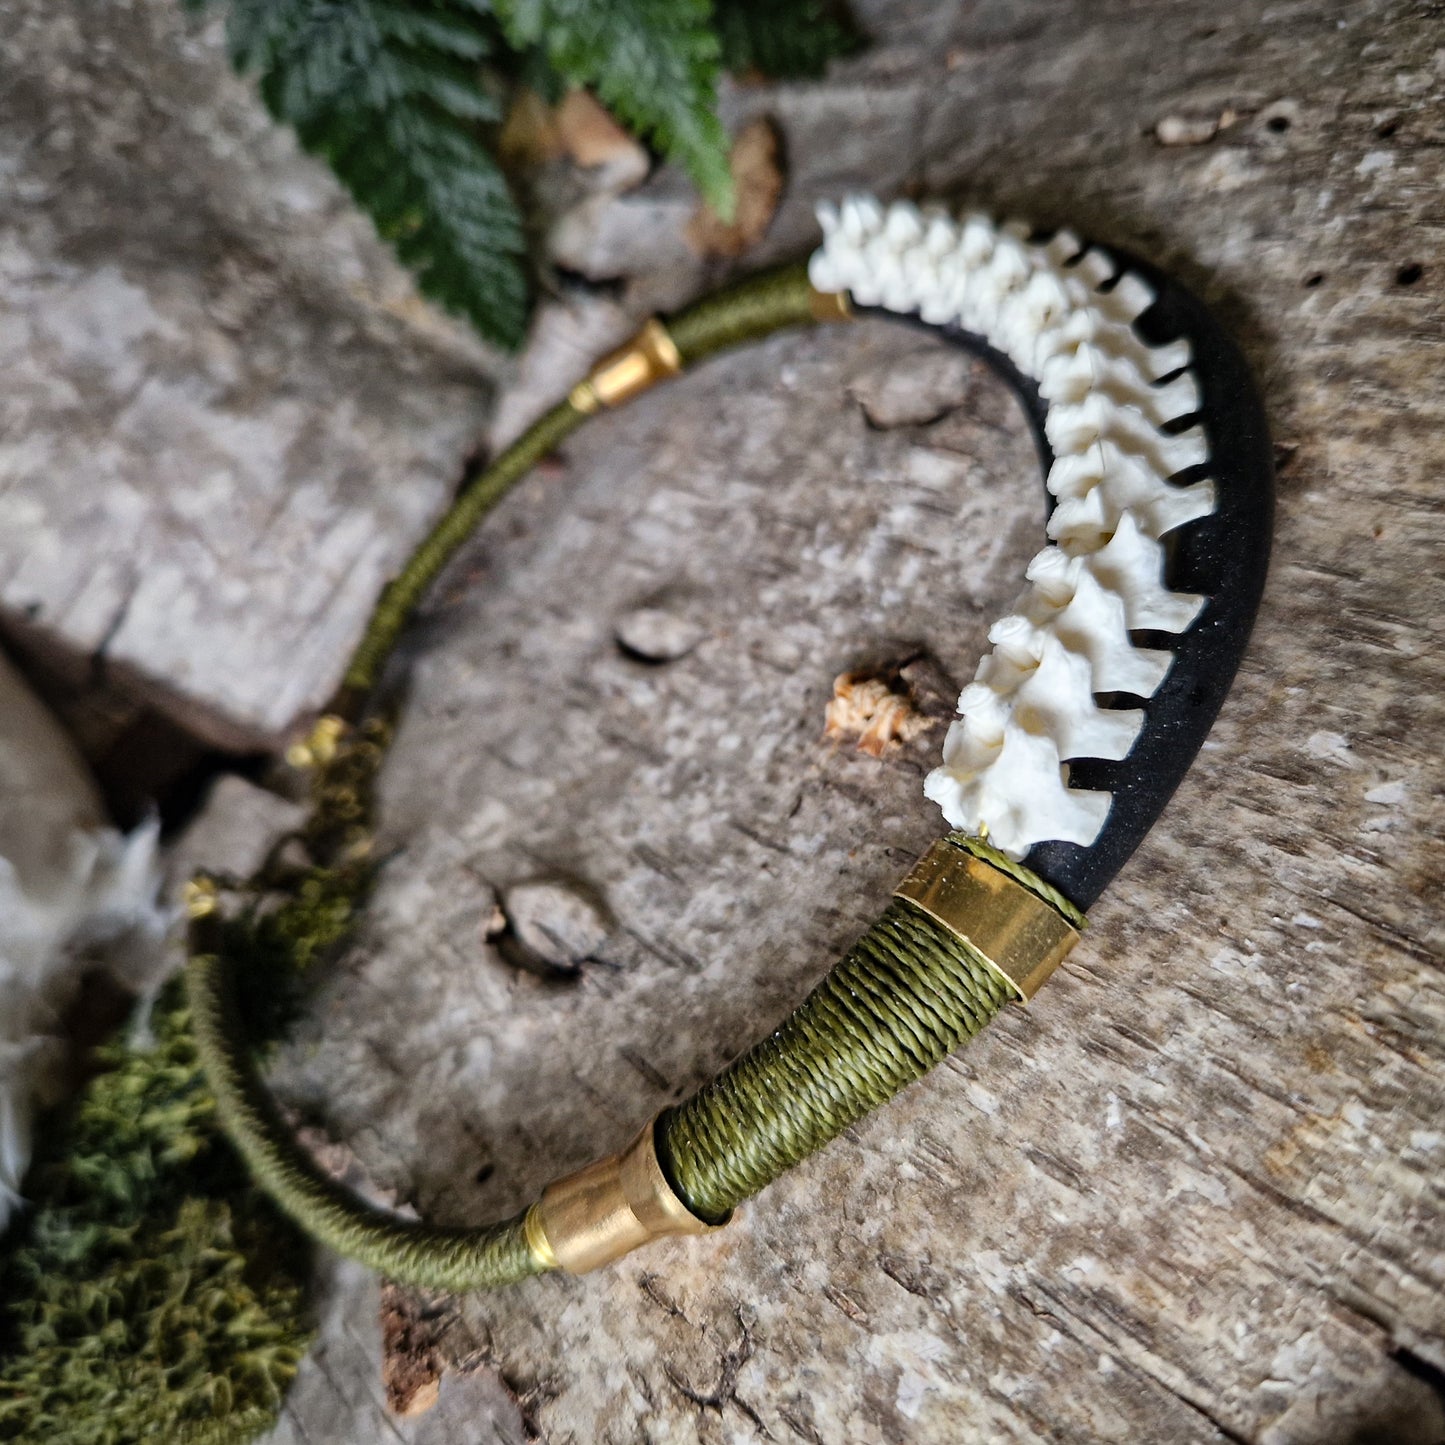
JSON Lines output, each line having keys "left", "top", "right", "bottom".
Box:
{"left": 894, "top": 840, "right": 1081, "bottom": 1002}
{"left": 570, "top": 318, "right": 683, "bottom": 414}
{"left": 567, "top": 378, "right": 602, "bottom": 414}
{"left": 530, "top": 1117, "right": 725, "bottom": 1275}
{"left": 523, "top": 1202, "right": 558, "bottom": 1271}
{"left": 808, "top": 287, "right": 853, "bottom": 323}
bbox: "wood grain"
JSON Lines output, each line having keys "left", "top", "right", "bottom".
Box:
{"left": 5, "top": 0, "right": 1441, "bottom": 1439}
{"left": 264, "top": 1, "right": 1444, "bottom": 1439}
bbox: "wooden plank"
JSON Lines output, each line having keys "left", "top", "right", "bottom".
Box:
{"left": 0, "top": 0, "right": 497, "bottom": 748}
{"left": 263, "top": 0, "right": 1445, "bottom": 1438}
{"left": 7, "top": 0, "right": 1439, "bottom": 1437}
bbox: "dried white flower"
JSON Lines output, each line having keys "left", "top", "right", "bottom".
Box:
{"left": 0, "top": 650, "right": 168, "bottom": 1232}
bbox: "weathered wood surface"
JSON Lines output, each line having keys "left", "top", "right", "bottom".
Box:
{"left": 0, "top": 0, "right": 496, "bottom": 749}
{"left": 257, "top": 0, "right": 1445, "bottom": 1435}
{"left": 6, "top": 0, "right": 1444, "bottom": 1439}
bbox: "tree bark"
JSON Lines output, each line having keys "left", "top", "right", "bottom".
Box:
{"left": 5, "top": 0, "right": 1443, "bottom": 1440}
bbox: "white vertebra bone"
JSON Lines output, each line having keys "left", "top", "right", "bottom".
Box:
{"left": 809, "top": 196, "right": 1218, "bottom": 857}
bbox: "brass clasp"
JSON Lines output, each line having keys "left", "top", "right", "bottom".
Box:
{"left": 524, "top": 1117, "right": 726, "bottom": 1274}
{"left": 808, "top": 288, "right": 852, "bottom": 323}
{"left": 569, "top": 319, "right": 683, "bottom": 414}
{"left": 895, "top": 840, "right": 1081, "bottom": 1001}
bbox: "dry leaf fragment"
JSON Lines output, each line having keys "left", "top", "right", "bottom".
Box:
{"left": 556, "top": 90, "right": 649, "bottom": 186}
{"left": 380, "top": 1285, "right": 445, "bottom": 1418}
{"left": 498, "top": 89, "right": 563, "bottom": 169}
{"left": 685, "top": 116, "right": 783, "bottom": 259}
{"left": 824, "top": 671, "right": 934, "bottom": 758}
{"left": 499, "top": 89, "right": 649, "bottom": 190}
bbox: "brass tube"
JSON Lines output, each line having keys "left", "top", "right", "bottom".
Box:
{"left": 894, "top": 839, "right": 1081, "bottom": 1001}
{"left": 527, "top": 1118, "right": 727, "bottom": 1274}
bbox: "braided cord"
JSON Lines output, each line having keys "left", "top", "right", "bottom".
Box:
{"left": 342, "top": 400, "right": 585, "bottom": 699}
{"left": 185, "top": 945, "right": 540, "bottom": 1292}
{"left": 666, "top": 263, "right": 818, "bottom": 365}
{"left": 340, "top": 262, "right": 818, "bottom": 701}
{"left": 658, "top": 900, "right": 1016, "bottom": 1222}
{"left": 187, "top": 259, "right": 1072, "bottom": 1289}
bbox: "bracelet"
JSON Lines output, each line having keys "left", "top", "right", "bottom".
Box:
{"left": 185, "top": 194, "right": 1272, "bottom": 1294}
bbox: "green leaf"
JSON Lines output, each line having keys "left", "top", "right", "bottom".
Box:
{"left": 713, "top": 0, "right": 862, "bottom": 79}
{"left": 220, "top": 0, "right": 530, "bottom": 347}
{"left": 492, "top": 0, "right": 735, "bottom": 216}
{"left": 189, "top": 0, "right": 869, "bottom": 347}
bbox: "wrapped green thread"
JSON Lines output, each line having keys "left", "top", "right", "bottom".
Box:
{"left": 0, "top": 722, "right": 391, "bottom": 1443}
{"left": 2, "top": 260, "right": 1085, "bottom": 1445}
{"left": 657, "top": 839, "right": 1085, "bottom": 1225}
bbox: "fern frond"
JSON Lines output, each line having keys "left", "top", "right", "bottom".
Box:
{"left": 493, "top": 0, "right": 734, "bottom": 215}
{"left": 197, "top": 0, "right": 866, "bottom": 345}
{"left": 222, "top": 0, "right": 529, "bottom": 347}
{"left": 713, "top": 0, "right": 861, "bottom": 79}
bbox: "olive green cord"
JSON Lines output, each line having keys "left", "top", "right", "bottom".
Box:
{"left": 660, "top": 891, "right": 1049, "bottom": 1223}
{"left": 341, "top": 400, "right": 585, "bottom": 700}
{"left": 665, "top": 262, "right": 818, "bottom": 365}
{"left": 340, "top": 262, "right": 818, "bottom": 702}
{"left": 181, "top": 257, "right": 1081, "bottom": 1290}
{"left": 186, "top": 939, "right": 541, "bottom": 1293}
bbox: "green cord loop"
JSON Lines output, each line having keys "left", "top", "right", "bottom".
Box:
{"left": 340, "top": 263, "right": 819, "bottom": 700}
{"left": 341, "top": 401, "right": 585, "bottom": 700}
{"left": 184, "top": 257, "right": 1082, "bottom": 1291}
{"left": 185, "top": 942, "right": 541, "bottom": 1293}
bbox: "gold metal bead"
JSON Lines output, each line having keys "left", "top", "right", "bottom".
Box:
{"left": 567, "top": 318, "right": 683, "bottom": 414}
{"left": 523, "top": 1202, "right": 558, "bottom": 1271}
{"left": 285, "top": 713, "right": 349, "bottom": 770}
{"left": 183, "top": 876, "right": 220, "bottom": 920}
{"left": 526, "top": 1117, "right": 726, "bottom": 1274}
{"left": 808, "top": 287, "right": 853, "bottom": 323}
{"left": 894, "top": 839, "right": 1081, "bottom": 1002}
